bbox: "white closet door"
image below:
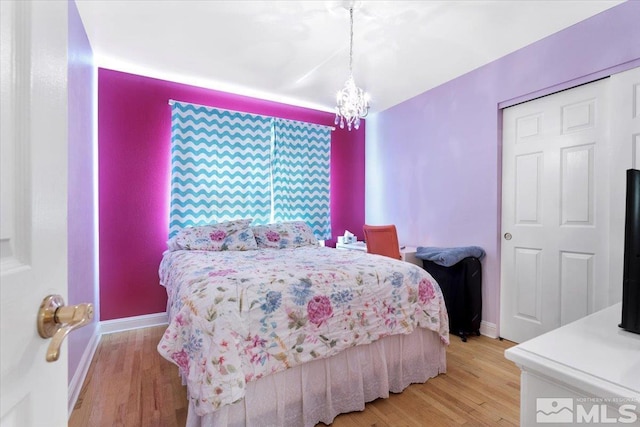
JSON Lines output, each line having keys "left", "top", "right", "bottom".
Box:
{"left": 500, "top": 79, "right": 610, "bottom": 343}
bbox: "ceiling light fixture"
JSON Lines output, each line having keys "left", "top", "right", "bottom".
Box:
{"left": 335, "top": 5, "right": 370, "bottom": 131}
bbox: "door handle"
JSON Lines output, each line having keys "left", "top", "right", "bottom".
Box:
{"left": 37, "top": 295, "right": 94, "bottom": 362}
{"left": 504, "top": 232, "right": 512, "bottom": 240}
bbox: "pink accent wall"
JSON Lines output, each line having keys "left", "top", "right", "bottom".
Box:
{"left": 99, "top": 69, "right": 365, "bottom": 320}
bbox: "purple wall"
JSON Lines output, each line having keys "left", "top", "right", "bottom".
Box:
{"left": 366, "top": 1, "right": 640, "bottom": 332}
{"left": 99, "top": 69, "right": 365, "bottom": 320}
{"left": 67, "top": 0, "right": 97, "bottom": 384}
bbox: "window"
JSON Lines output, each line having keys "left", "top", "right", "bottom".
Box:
{"left": 272, "top": 118, "right": 331, "bottom": 239}
{"left": 169, "top": 101, "right": 331, "bottom": 239}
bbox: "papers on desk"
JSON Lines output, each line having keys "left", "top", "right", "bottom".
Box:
{"left": 337, "top": 241, "right": 366, "bottom": 250}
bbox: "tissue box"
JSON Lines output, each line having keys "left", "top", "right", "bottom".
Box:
{"left": 340, "top": 230, "right": 357, "bottom": 244}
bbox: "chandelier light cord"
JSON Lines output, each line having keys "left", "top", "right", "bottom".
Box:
{"left": 349, "top": 7, "right": 353, "bottom": 75}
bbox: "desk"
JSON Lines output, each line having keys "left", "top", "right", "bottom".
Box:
{"left": 505, "top": 303, "right": 640, "bottom": 425}
{"left": 335, "top": 241, "right": 421, "bottom": 266}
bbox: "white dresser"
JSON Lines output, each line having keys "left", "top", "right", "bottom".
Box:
{"left": 335, "top": 241, "right": 421, "bottom": 266}
{"left": 505, "top": 303, "right": 640, "bottom": 425}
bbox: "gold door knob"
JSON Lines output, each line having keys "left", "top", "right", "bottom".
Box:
{"left": 37, "top": 295, "right": 94, "bottom": 362}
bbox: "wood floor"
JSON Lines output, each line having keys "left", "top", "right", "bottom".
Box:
{"left": 69, "top": 326, "right": 520, "bottom": 426}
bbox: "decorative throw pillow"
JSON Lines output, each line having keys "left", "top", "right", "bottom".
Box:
{"left": 172, "top": 219, "right": 257, "bottom": 251}
{"left": 252, "top": 221, "right": 318, "bottom": 249}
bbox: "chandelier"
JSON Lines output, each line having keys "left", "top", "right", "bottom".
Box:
{"left": 335, "top": 6, "right": 370, "bottom": 131}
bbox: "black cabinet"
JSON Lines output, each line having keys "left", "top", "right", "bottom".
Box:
{"left": 422, "top": 257, "right": 482, "bottom": 342}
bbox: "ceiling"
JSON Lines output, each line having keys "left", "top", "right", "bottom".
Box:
{"left": 75, "top": 0, "right": 623, "bottom": 114}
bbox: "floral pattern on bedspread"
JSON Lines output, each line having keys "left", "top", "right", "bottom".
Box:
{"left": 157, "top": 246, "right": 449, "bottom": 416}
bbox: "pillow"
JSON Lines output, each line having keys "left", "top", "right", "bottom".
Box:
{"left": 252, "top": 221, "right": 318, "bottom": 249}
{"left": 172, "top": 219, "right": 257, "bottom": 251}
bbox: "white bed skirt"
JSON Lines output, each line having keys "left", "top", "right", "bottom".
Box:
{"left": 187, "top": 328, "right": 447, "bottom": 427}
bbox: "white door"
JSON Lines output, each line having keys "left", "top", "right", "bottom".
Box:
{"left": 1, "top": 1, "right": 69, "bottom": 426}
{"left": 500, "top": 79, "right": 610, "bottom": 343}
{"left": 608, "top": 66, "right": 640, "bottom": 304}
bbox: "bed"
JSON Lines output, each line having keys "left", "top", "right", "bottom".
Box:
{"left": 157, "top": 220, "right": 449, "bottom": 427}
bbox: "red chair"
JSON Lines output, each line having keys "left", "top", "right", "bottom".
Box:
{"left": 363, "top": 224, "right": 402, "bottom": 260}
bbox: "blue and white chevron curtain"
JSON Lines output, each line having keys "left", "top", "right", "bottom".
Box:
{"left": 272, "top": 118, "right": 331, "bottom": 240}
{"left": 169, "top": 101, "right": 272, "bottom": 237}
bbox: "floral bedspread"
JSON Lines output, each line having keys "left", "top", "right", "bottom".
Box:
{"left": 157, "top": 246, "right": 449, "bottom": 416}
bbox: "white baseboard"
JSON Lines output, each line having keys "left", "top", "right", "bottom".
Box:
{"left": 100, "top": 312, "right": 168, "bottom": 335}
{"left": 480, "top": 320, "right": 498, "bottom": 338}
{"left": 68, "top": 325, "right": 101, "bottom": 415}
